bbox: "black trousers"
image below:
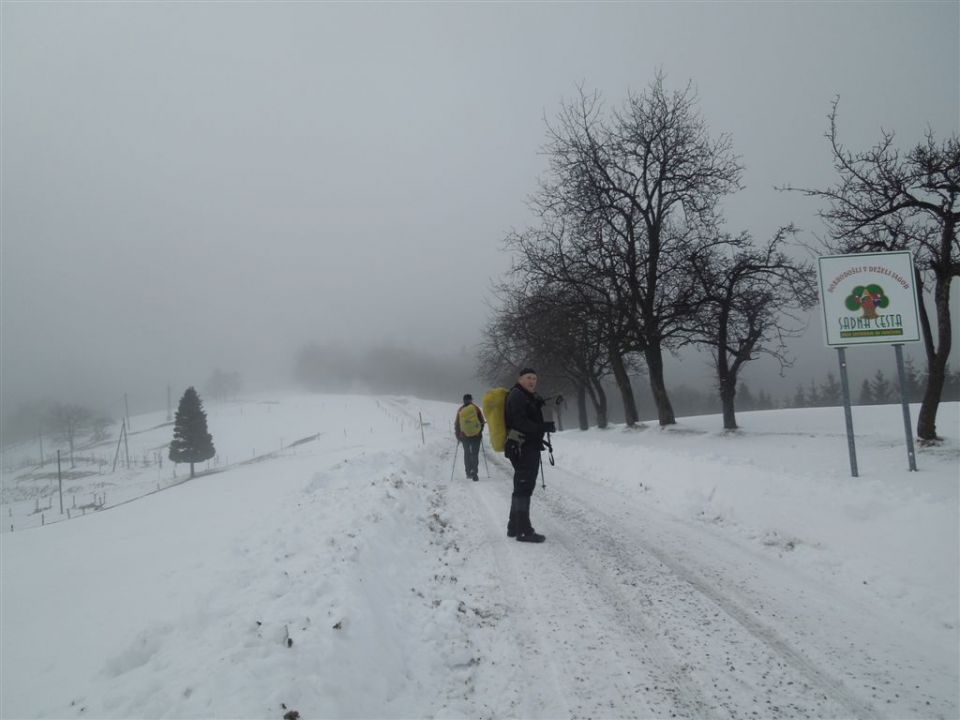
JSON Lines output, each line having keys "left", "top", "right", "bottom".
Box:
{"left": 461, "top": 436, "right": 481, "bottom": 477}
{"left": 507, "top": 442, "right": 541, "bottom": 534}
{"left": 510, "top": 441, "right": 540, "bottom": 497}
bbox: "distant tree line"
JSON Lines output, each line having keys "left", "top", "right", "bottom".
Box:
{"left": 0, "top": 400, "right": 112, "bottom": 467}
{"left": 789, "top": 361, "right": 960, "bottom": 409}
{"left": 570, "top": 361, "right": 960, "bottom": 427}
{"left": 483, "top": 73, "right": 958, "bottom": 439}
{"left": 205, "top": 368, "right": 243, "bottom": 402}
{"left": 1, "top": 366, "right": 238, "bottom": 454}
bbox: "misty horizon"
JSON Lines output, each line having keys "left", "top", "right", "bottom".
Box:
{"left": 2, "top": 335, "right": 951, "bottom": 449}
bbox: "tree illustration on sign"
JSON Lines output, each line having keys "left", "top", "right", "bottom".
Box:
{"left": 844, "top": 284, "right": 889, "bottom": 319}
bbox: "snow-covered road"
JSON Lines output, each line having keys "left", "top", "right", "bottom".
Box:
{"left": 437, "top": 445, "right": 954, "bottom": 719}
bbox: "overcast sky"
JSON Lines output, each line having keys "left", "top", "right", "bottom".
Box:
{"left": 2, "top": 1, "right": 958, "bottom": 415}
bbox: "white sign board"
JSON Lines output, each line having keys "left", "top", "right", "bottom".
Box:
{"left": 817, "top": 251, "right": 921, "bottom": 347}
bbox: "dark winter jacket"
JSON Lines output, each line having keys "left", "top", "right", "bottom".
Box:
{"left": 504, "top": 383, "right": 546, "bottom": 445}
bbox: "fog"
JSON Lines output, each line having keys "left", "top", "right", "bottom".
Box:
{"left": 2, "top": 2, "right": 958, "bottom": 429}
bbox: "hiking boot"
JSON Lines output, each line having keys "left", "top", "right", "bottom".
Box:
{"left": 516, "top": 531, "right": 545, "bottom": 543}
{"left": 472, "top": 475, "right": 479, "bottom": 482}
{"left": 507, "top": 512, "right": 521, "bottom": 538}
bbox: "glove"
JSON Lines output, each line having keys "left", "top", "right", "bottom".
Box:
{"left": 542, "top": 421, "right": 556, "bottom": 434}
{"left": 504, "top": 428, "right": 524, "bottom": 460}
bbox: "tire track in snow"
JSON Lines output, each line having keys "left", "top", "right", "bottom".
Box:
{"left": 453, "top": 454, "right": 715, "bottom": 719}
{"left": 538, "top": 464, "right": 882, "bottom": 720}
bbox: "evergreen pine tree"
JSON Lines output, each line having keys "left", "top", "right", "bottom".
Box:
{"left": 738, "top": 382, "right": 756, "bottom": 411}
{"left": 792, "top": 385, "right": 807, "bottom": 408}
{"left": 807, "top": 379, "right": 822, "bottom": 408}
{"left": 858, "top": 379, "right": 874, "bottom": 406}
{"left": 819, "top": 373, "right": 842, "bottom": 406}
{"left": 757, "top": 389, "right": 773, "bottom": 410}
{"left": 903, "top": 358, "right": 924, "bottom": 403}
{"left": 870, "top": 369, "right": 893, "bottom": 405}
{"left": 169, "top": 386, "right": 215, "bottom": 478}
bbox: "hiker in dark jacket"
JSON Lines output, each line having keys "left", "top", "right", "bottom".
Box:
{"left": 504, "top": 367, "right": 554, "bottom": 543}
{"left": 454, "top": 393, "right": 485, "bottom": 481}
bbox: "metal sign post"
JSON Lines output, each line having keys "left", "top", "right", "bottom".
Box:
{"left": 836, "top": 348, "right": 859, "bottom": 477}
{"left": 893, "top": 344, "right": 918, "bottom": 471}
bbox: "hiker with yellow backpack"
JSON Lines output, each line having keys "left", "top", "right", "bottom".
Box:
{"left": 484, "top": 367, "right": 555, "bottom": 543}
{"left": 454, "top": 393, "right": 485, "bottom": 481}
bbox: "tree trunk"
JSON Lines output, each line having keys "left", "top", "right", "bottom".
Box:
{"left": 609, "top": 348, "right": 639, "bottom": 426}
{"left": 915, "top": 233, "right": 954, "bottom": 442}
{"left": 576, "top": 384, "right": 590, "bottom": 430}
{"left": 644, "top": 344, "right": 676, "bottom": 425}
{"left": 917, "top": 361, "right": 947, "bottom": 442}
{"left": 189, "top": 461, "right": 195, "bottom": 478}
{"left": 716, "top": 316, "right": 738, "bottom": 429}
{"left": 719, "top": 375, "right": 738, "bottom": 430}
{"left": 586, "top": 378, "right": 608, "bottom": 428}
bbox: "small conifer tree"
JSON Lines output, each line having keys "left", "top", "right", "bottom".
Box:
{"left": 819, "top": 373, "right": 842, "bottom": 406}
{"left": 169, "top": 387, "right": 215, "bottom": 478}
{"left": 903, "top": 358, "right": 924, "bottom": 403}
{"left": 756, "top": 389, "right": 774, "bottom": 410}
{"left": 792, "top": 385, "right": 807, "bottom": 408}
{"left": 870, "top": 369, "right": 893, "bottom": 405}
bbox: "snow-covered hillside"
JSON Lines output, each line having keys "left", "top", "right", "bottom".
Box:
{"left": 2, "top": 393, "right": 957, "bottom": 719}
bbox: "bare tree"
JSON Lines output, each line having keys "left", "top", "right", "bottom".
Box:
{"left": 503, "top": 217, "right": 640, "bottom": 426}
{"left": 46, "top": 403, "right": 93, "bottom": 468}
{"left": 538, "top": 73, "right": 743, "bottom": 425}
{"left": 91, "top": 414, "right": 113, "bottom": 442}
{"left": 687, "top": 229, "right": 817, "bottom": 429}
{"left": 785, "top": 101, "right": 959, "bottom": 442}
{"left": 479, "top": 279, "right": 611, "bottom": 429}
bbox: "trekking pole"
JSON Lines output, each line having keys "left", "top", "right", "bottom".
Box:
{"left": 480, "top": 436, "right": 490, "bottom": 478}
{"left": 449, "top": 440, "right": 460, "bottom": 482}
{"left": 539, "top": 433, "right": 554, "bottom": 490}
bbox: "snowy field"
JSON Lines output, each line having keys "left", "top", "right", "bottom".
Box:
{"left": 1, "top": 393, "right": 957, "bottom": 719}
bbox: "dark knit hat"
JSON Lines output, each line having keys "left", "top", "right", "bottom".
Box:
{"left": 518, "top": 367, "right": 537, "bottom": 377}
{"left": 463, "top": 393, "right": 472, "bottom": 404}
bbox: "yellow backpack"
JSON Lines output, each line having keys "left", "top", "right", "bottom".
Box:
{"left": 457, "top": 404, "right": 482, "bottom": 437}
{"left": 482, "top": 387, "right": 509, "bottom": 452}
